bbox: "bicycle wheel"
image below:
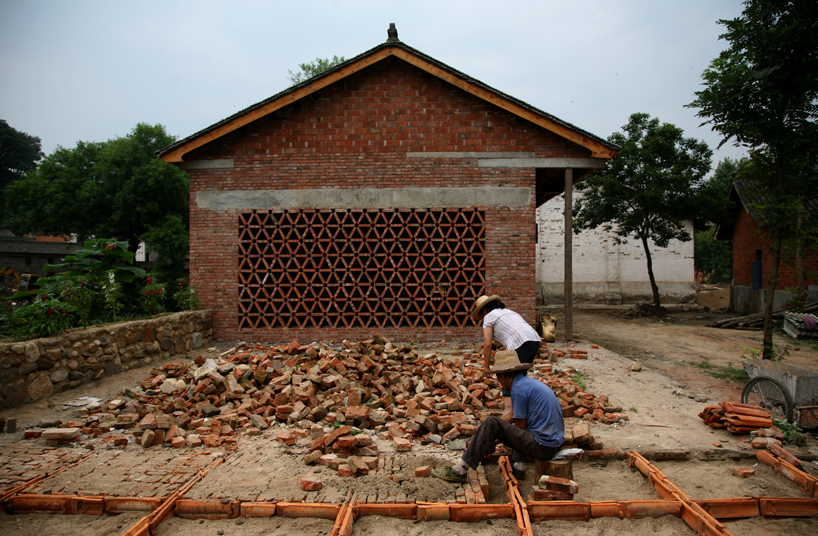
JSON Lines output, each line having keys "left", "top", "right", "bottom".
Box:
{"left": 741, "top": 376, "right": 794, "bottom": 423}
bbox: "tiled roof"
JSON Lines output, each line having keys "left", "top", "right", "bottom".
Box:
{"left": 0, "top": 235, "right": 78, "bottom": 256}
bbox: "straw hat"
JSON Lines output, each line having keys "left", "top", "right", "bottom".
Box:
{"left": 490, "top": 349, "right": 533, "bottom": 374}
{"left": 471, "top": 295, "right": 502, "bottom": 322}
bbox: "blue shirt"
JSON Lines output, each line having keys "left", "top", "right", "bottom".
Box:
{"left": 510, "top": 374, "right": 564, "bottom": 448}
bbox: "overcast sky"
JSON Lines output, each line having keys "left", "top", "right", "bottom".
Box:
{"left": 1, "top": 0, "right": 748, "bottom": 166}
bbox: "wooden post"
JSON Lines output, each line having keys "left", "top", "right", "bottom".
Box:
{"left": 535, "top": 460, "right": 574, "bottom": 482}
{"left": 564, "top": 168, "right": 574, "bottom": 341}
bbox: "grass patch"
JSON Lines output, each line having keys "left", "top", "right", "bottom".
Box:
{"left": 571, "top": 370, "right": 588, "bottom": 390}
{"left": 692, "top": 361, "right": 750, "bottom": 382}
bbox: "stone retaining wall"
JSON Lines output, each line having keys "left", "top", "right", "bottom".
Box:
{"left": 0, "top": 310, "right": 212, "bottom": 410}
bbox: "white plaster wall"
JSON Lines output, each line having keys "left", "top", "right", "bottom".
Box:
{"left": 536, "top": 193, "right": 696, "bottom": 304}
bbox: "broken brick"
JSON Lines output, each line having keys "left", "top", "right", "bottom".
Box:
{"left": 731, "top": 467, "right": 755, "bottom": 478}
{"left": 301, "top": 474, "right": 323, "bottom": 491}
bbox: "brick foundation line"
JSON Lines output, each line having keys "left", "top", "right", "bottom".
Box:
{"left": 628, "top": 452, "right": 735, "bottom": 536}
{"left": 756, "top": 449, "right": 818, "bottom": 498}
{"left": 0, "top": 451, "right": 92, "bottom": 510}
{"left": 4, "top": 450, "right": 818, "bottom": 534}
{"left": 119, "top": 456, "right": 225, "bottom": 536}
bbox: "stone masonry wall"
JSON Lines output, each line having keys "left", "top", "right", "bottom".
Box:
{"left": 0, "top": 310, "right": 212, "bottom": 410}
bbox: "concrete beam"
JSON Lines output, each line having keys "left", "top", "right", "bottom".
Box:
{"left": 177, "top": 159, "right": 235, "bottom": 170}
{"left": 195, "top": 186, "right": 531, "bottom": 211}
{"left": 477, "top": 158, "right": 607, "bottom": 169}
{"left": 406, "top": 151, "right": 535, "bottom": 159}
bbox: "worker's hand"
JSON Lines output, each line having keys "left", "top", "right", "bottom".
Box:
{"left": 482, "top": 326, "right": 493, "bottom": 369}
{"left": 502, "top": 397, "right": 513, "bottom": 422}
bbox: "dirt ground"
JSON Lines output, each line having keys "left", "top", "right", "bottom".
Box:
{"left": 1, "top": 306, "right": 818, "bottom": 536}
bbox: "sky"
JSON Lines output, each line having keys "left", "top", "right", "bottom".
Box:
{"left": 0, "top": 0, "right": 749, "bottom": 166}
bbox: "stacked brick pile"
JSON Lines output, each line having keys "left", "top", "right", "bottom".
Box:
{"left": 699, "top": 401, "right": 774, "bottom": 433}
{"left": 32, "top": 339, "right": 620, "bottom": 459}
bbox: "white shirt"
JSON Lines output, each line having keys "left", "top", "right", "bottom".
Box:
{"left": 482, "top": 308, "right": 540, "bottom": 350}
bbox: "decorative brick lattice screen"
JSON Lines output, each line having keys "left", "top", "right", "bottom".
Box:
{"left": 238, "top": 208, "right": 486, "bottom": 329}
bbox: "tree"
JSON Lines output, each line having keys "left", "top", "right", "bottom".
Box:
{"left": 689, "top": 0, "right": 818, "bottom": 358}
{"left": 0, "top": 119, "right": 43, "bottom": 228}
{"left": 6, "top": 123, "right": 189, "bottom": 267}
{"left": 693, "top": 158, "right": 748, "bottom": 284}
{"left": 573, "top": 113, "right": 714, "bottom": 311}
{"left": 287, "top": 55, "right": 346, "bottom": 86}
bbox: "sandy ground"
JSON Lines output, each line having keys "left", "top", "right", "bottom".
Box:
{"left": 1, "top": 307, "right": 817, "bottom": 536}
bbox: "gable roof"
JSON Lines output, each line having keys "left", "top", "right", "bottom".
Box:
{"left": 715, "top": 174, "right": 818, "bottom": 240}
{"left": 158, "top": 35, "right": 619, "bottom": 163}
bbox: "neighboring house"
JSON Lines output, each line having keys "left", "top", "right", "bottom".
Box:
{"left": 158, "top": 27, "right": 618, "bottom": 342}
{"left": 0, "top": 230, "right": 78, "bottom": 293}
{"left": 536, "top": 194, "right": 696, "bottom": 304}
{"left": 716, "top": 177, "right": 818, "bottom": 314}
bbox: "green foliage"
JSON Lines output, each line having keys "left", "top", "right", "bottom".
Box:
{"left": 101, "top": 270, "right": 125, "bottom": 322}
{"left": 3, "top": 290, "right": 76, "bottom": 339}
{"left": 689, "top": 0, "right": 818, "bottom": 156}
{"left": 772, "top": 418, "right": 805, "bottom": 445}
{"left": 695, "top": 226, "right": 733, "bottom": 284}
{"left": 173, "top": 279, "right": 199, "bottom": 311}
{"left": 692, "top": 361, "right": 750, "bottom": 382}
{"left": 141, "top": 214, "right": 189, "bottom": 284}
{"left": 140, "top": 276, "right": 166, "bottom": 316}
{"left": 741, "top": 344, "right": 788, "bottom": 361}
{"left": 574, "top": 112, "right": 714, "bottom": 308}
{"left": 6, "top": 123, "right": 189, "bottom": 255}
{"left": 689, "top": 0, "right": 818, "bottom": 358}
{"left": 0, "top": 118, "right": 43, "bottom": 229}
{"left": 43, "top": 238, "right": 146, "bottom": 285}
{"left": 287, "top": 55, "right": 346, "bottom": 86}
{"left": 571, "top": 370, "right": 587, "bottom": 390}
{"left": 0, "top": 239, "right": 191, "bottom": 340}
{"left": 57, "top": 276, "right": 95, "bottom": 328}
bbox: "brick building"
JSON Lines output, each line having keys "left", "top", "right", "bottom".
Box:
{"left": 717, "top": 177, "right": 818, "bottom": 313}
{"left": 159, "top": 28, "right": 618, "bottom": 342}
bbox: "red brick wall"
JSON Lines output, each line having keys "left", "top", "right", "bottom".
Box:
{"left": 186, "top": 57, "right": 590, "bottom": 342}
{"left": 732, "top": 207, "right": 818, "bottom": 289}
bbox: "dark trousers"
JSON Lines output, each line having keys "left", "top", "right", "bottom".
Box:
{"left": 461, "top": 416, "right": 560, "bottom": 469}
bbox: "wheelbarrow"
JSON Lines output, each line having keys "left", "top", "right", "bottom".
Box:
{"left": 742, "top": 359, "right": 818, "bottom": 431}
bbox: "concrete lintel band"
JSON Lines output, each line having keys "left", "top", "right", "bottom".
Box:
{"left": 196, "top": 186, "right": 531, "bottom": 211}
{"left": 406, "top": 151, "right": 536, "bottom": 159}
{"left": 178, "top": 159, "right": 235, "bottom": 170}
{"left": 477, "top": 157, "right": 608, "bottom": 168}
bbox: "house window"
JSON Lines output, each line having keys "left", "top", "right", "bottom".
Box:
{"left": 237, "top": 208, "right": 486, "bottom": 329}
{"left": 24, "top": 258, "right": 32, "bottom": 266}
{"left": 752, "top": 249, "right": 763, "bottom": 289}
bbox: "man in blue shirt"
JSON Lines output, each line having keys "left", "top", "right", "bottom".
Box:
{"left": 433, "top": 350, "right": 571, "bottom": 483}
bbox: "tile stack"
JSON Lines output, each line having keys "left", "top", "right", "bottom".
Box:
{"left": 783, "top": 312, "right": 818, "bottom": 340}
{"left": 699, "top": 401, "right": 773, "bottom": 433}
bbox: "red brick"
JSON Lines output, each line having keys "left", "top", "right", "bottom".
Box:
{"left": 301, "top": 474, "right": 323, "bottom": 491}
{"left": 338, "top": 465, "right": 356, "bottom": 477}
{"left": 730, "top": 467, "right": 755, "bottom": 478}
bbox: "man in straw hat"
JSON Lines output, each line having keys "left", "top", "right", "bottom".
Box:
{"left": 468, "top": 294, "right": 548, "bottom": 477}
{"left": 432, "top": 350, "right": 574, "bottom": 483}
{"left": 470, "top": 295, "right": 541, "bottom": 371}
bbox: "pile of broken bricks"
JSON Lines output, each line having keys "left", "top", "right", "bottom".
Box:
{"left": 698, "top": 401, "right": 774, "bottom": 433}
{"left": 24, "top": 338, "right": 626, "bottom": 474}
